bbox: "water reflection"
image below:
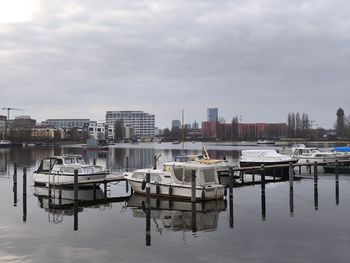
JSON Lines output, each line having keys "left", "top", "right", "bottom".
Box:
{"left": 127, "top": 195, "right": 225, "bottom": 237}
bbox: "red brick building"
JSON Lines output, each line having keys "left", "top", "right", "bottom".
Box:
{"left": 202, "top": 121, "right": 287, "bottom": 140}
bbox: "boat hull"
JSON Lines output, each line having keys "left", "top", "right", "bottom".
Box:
{"left": 127, "top": 179, "right": 225, "bottom": 200}
{"left": 33, "top": 172, "right": 107, "bottom": 186}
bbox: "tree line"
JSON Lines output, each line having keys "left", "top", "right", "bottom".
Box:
{"left": 287, "top": 112, "right": 311, "bottom": 138}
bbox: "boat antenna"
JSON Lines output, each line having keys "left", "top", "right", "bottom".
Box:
{"left": 182, "top": 108, "right": 184, "bottom": 155}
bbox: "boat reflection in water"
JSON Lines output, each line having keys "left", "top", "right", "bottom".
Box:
{"left": 33, "top": 186, "right": 106, "bottom": 217}
{"left": 127, "top": 194, "right": 226, "bottom": 233}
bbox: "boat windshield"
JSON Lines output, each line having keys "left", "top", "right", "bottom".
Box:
{"left": 76, "top": 157, "right": 85, "bottom": 164}
{"left": 64, "top": 157, "right": 76, "bottom": 164}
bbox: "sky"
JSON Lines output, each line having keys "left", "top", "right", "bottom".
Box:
{"left": 0, "top": 0, "right": 349, "bottom": 129}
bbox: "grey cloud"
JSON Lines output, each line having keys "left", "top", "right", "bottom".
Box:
{"left": 0, "top": 0, "right": 349, "bottom": 127}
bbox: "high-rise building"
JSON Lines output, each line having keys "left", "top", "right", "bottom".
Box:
{"left": 337, "top": 107, "right": 345, "bottom": 137}
{"left": 171, "top": 120, "right": 181, "bottom": 129}
{"left": 105, "top": 111, "right": 155, "bottom": 138}
{"left": 207, "top": 108, "right": 218, "bottom": 121}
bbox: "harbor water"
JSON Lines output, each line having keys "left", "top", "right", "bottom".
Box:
{"left": 1, "top": 142, "right": 350, "bottom": 263}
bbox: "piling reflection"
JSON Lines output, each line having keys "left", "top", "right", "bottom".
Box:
{"left": 335, "top": 174, "right": 339, "bottom": 205}
{"left": 314, "top": 176, "right": 318, "bottom": 211}
{"left": 33, "top": 185, "right": 130, "bottom": 228}
{"left": 289, "top": 188, "right": 294, "bottom": 217}
{"left": 128, "top": 194, "right": 226, "bottom": 245}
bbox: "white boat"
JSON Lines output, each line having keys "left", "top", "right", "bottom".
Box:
{"left": 239, "top": 149, "right": 297, "bottom": 177}
{"left": 0, "top": 140, "right": 11, "bottom": 148}
{"left": 257, "top": 139, "right": 275, "bottom": 145}
{"left": 174, "top": 147, "right": 238, "bottom": 176}
{"left": 291, "top": 144, "right": 339, "bottom": 165}
{"left": 123, "top": 162, "right": 225, "bottom": 200}
{"left": 33, "top": 155, "right": 108, "bottom": 186}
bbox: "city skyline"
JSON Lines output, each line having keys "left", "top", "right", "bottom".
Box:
{"left": 1, "top": 1, "right": 349, "bottom": 129}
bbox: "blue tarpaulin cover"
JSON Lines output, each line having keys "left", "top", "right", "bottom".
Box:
{"left": 335, "top": 147, "right": 350, "bottom": 152}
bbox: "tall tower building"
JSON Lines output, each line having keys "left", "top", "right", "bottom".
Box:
{"left": 207, "top": 108, "right": 218, "bottom": 121}
{"left": 336, "top": 107, "right": 345, "bottom": 137}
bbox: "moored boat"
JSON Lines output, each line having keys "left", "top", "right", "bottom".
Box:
{"left": 123, "top": 162, "right": 225, "bottom": 200}
{"left": 291, "top": 144, "right": 339, "bottom": 165}
{"left": 239, "top": 149, "right": 297, "bottom": 177}
{"left": 33, "top": 155, "right": 109, "bottom": 186}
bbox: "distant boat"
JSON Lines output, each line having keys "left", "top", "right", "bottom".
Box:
{"left": 239, "top": 149, "right": 297, "bottom": 177}
{"left": 0, "top": 140, "right": 11, "bottom": 148}
{"left": 257, "top": 139, "right": 275, "bottom": 145}
{"left": 172, "top": 140, "right": 181, "bottom": 145}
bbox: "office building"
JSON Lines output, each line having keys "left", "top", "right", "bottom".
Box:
{"left": 207, "top": 108, "right": 218, "bottom": 121}
{"left": 105, "top": 111, "right": 155, "bottom": 138}
{"left": 171, "top": 120, "right": 181, "bottom": 129}
{"left": 43, "top": 119, "right": 90, "bottom": 129}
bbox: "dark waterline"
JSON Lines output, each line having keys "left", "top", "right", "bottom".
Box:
{"left": 1, "top": 143, "right": 350, "bottom": 263}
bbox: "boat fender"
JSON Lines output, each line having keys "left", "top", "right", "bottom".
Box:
{"left": 224, "top": 187, "right": 227, "bottom": 197}
{"left": 168, "top": 186, "right": 173, "bottom": 196}
{"left": 141, "top": 180, "right": 146, "bottom": 190}
{"left": 156, "top": 184, "right": 161, "bottom": 195}
{"left": 201, "top": 190, "right": 206, "bottom": 200}
{"left": 156, "top": 198, "right": 160, "bottom": 209}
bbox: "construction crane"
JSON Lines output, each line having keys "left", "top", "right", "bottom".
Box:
{"left": 2, "top": 107, "right": 24, "bottom": 135}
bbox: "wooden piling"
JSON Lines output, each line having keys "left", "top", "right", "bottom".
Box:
{"left": 93, "top": 158, "right": 96, "bottom": 166}
{"left": 261, "top": 164, "right": 266, "bottom": 221}
{"left": 299, "top": 164, "right": 302, "bottom": 175}
{"left": 191, "top": 202, "right": 197, "bottom": 233}
{"left": 22, "top": 167, "right": 27, "bottom": 222}
{"left": 125, "top": 156, "right": 129, "bottom": 172}
{"left": 191, "top": 170, "right": 196, "bottom": 202}
{"left": 74, "top": 169, "right": 78, "bottom": 201}
{"left": 229, "top": 168, "right": 234, "bottom": 228}
{"left": 153, "top": 155, "right": 157, "bottom": 170}
{"left": 13, "top": 162, "right": 17, "bottom": 184}
{"left": 289, "top": 162, "right": 294, "bottom": 190}
{"left": 335, "top": 160, "right": 339, "bottom": 205}
{"left": 146, "top": 172, "right": 151, "bottom": 209}
{"left": 314, "top": 161, "right": 318, "bottom": 177}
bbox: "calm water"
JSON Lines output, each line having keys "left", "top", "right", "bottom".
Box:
{"left": 1, "top": 142, "right": 350, "bottom": 263}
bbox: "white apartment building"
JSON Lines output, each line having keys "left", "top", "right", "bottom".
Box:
{"left": 89, "top": 121, "right": 108, "bottom": 140}
{"left": 105, "top": 111, "right": 155, "bottom": 138}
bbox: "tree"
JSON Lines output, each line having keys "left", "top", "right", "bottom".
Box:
{"left": 114, "top": 120, "right": 124, "bottom": 142}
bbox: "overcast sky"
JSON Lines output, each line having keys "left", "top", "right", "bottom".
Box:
{"left": 0, "top": 0, "right": 349, "bottom": 128}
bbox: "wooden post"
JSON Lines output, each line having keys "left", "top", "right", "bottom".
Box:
{"left": 299, "top": 164, "right": 302, "bottom": 175}
{"left": 93, "top": 158, "right": 96, "bottom": 166}
{"left": 191, "top": 202, "right": 197, "bottom": 233}
{"left": 13, "top": 162, "right": 17, "bottom": 184}
{"left": 314, "top": 161, "right": 318, "bottom": 177}
{"left": 153, "top": 155, "right": 157, "bottom": 170}
{"left": 125, "top": 156, "right": 129, "bottom": 172}
{"left": 335, "top": 160, "right": 339, "bottom": 205}
{"left": 22, "top": 167, "right": 27, "bottom": 222}
{"left": 74, "top": 169, "right": 78, "bottom": 201}
{"left": 146, "top": 172, "right": 151, "bottom": 209}
{"left": 309, "top": 163, "right": 312, "bottom": 174}
{"left": 289, "top": 162, "right": 294, "bottom": 190}
{"left": 261, "top": 164, "right": 266, "bottom": 221}
{"left": 191, "top": 170, "right": 196, "bottom": 202}
{"left": 252, "top": 173, "right": 255, "bottom": 185}
{"left": 125, "top": 180, "right": 129, "bottom": 193}
{"left": 241, "top": 172, "right": 244, "bottom": 184}
{"left": 314, "top": 163, "right": 318, "bottom": 210}
{"left": 145, "top": 202, "right": 151, "bottom": 246}
{"left": 229, "top": 168, "right": 233, "bottom": 228}
{"left": 13, "top": 162, "right": 17, "bottom": 207}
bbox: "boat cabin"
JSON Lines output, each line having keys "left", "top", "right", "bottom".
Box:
{"left": 36, "top": 155, "right": 87, "bottom": 173}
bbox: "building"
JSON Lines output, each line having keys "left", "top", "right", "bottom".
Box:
{"left": 207, "top": 108, "right": 218, "bottom": 121}
{"left": 43, "top": 119, "right": 90, "bottom": 129}
{"left": 192, "top": 121, "right": 199, "bottom": 130}
{"left": 105, "top": 111, "right": 155, "bottom": 138}
{"left": 336, "top": 107, "right": 345, "bottom": 137}
{"left": 31, "top": 127, "right": 57, "bottom": 139}
{"left": 171, "top": 120, "right": 181, "bottom": 129}
{"left": 202, "top": 121, "right": 288, "bottom": 140}
{"left": 0, "top": 115, "right": 6, "bottom": 138}
{"left": 10, "top": 115, "right": 36, "bottom": 129}
{"left": 88, "top": 122, "right": 108, "bottom": 140}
